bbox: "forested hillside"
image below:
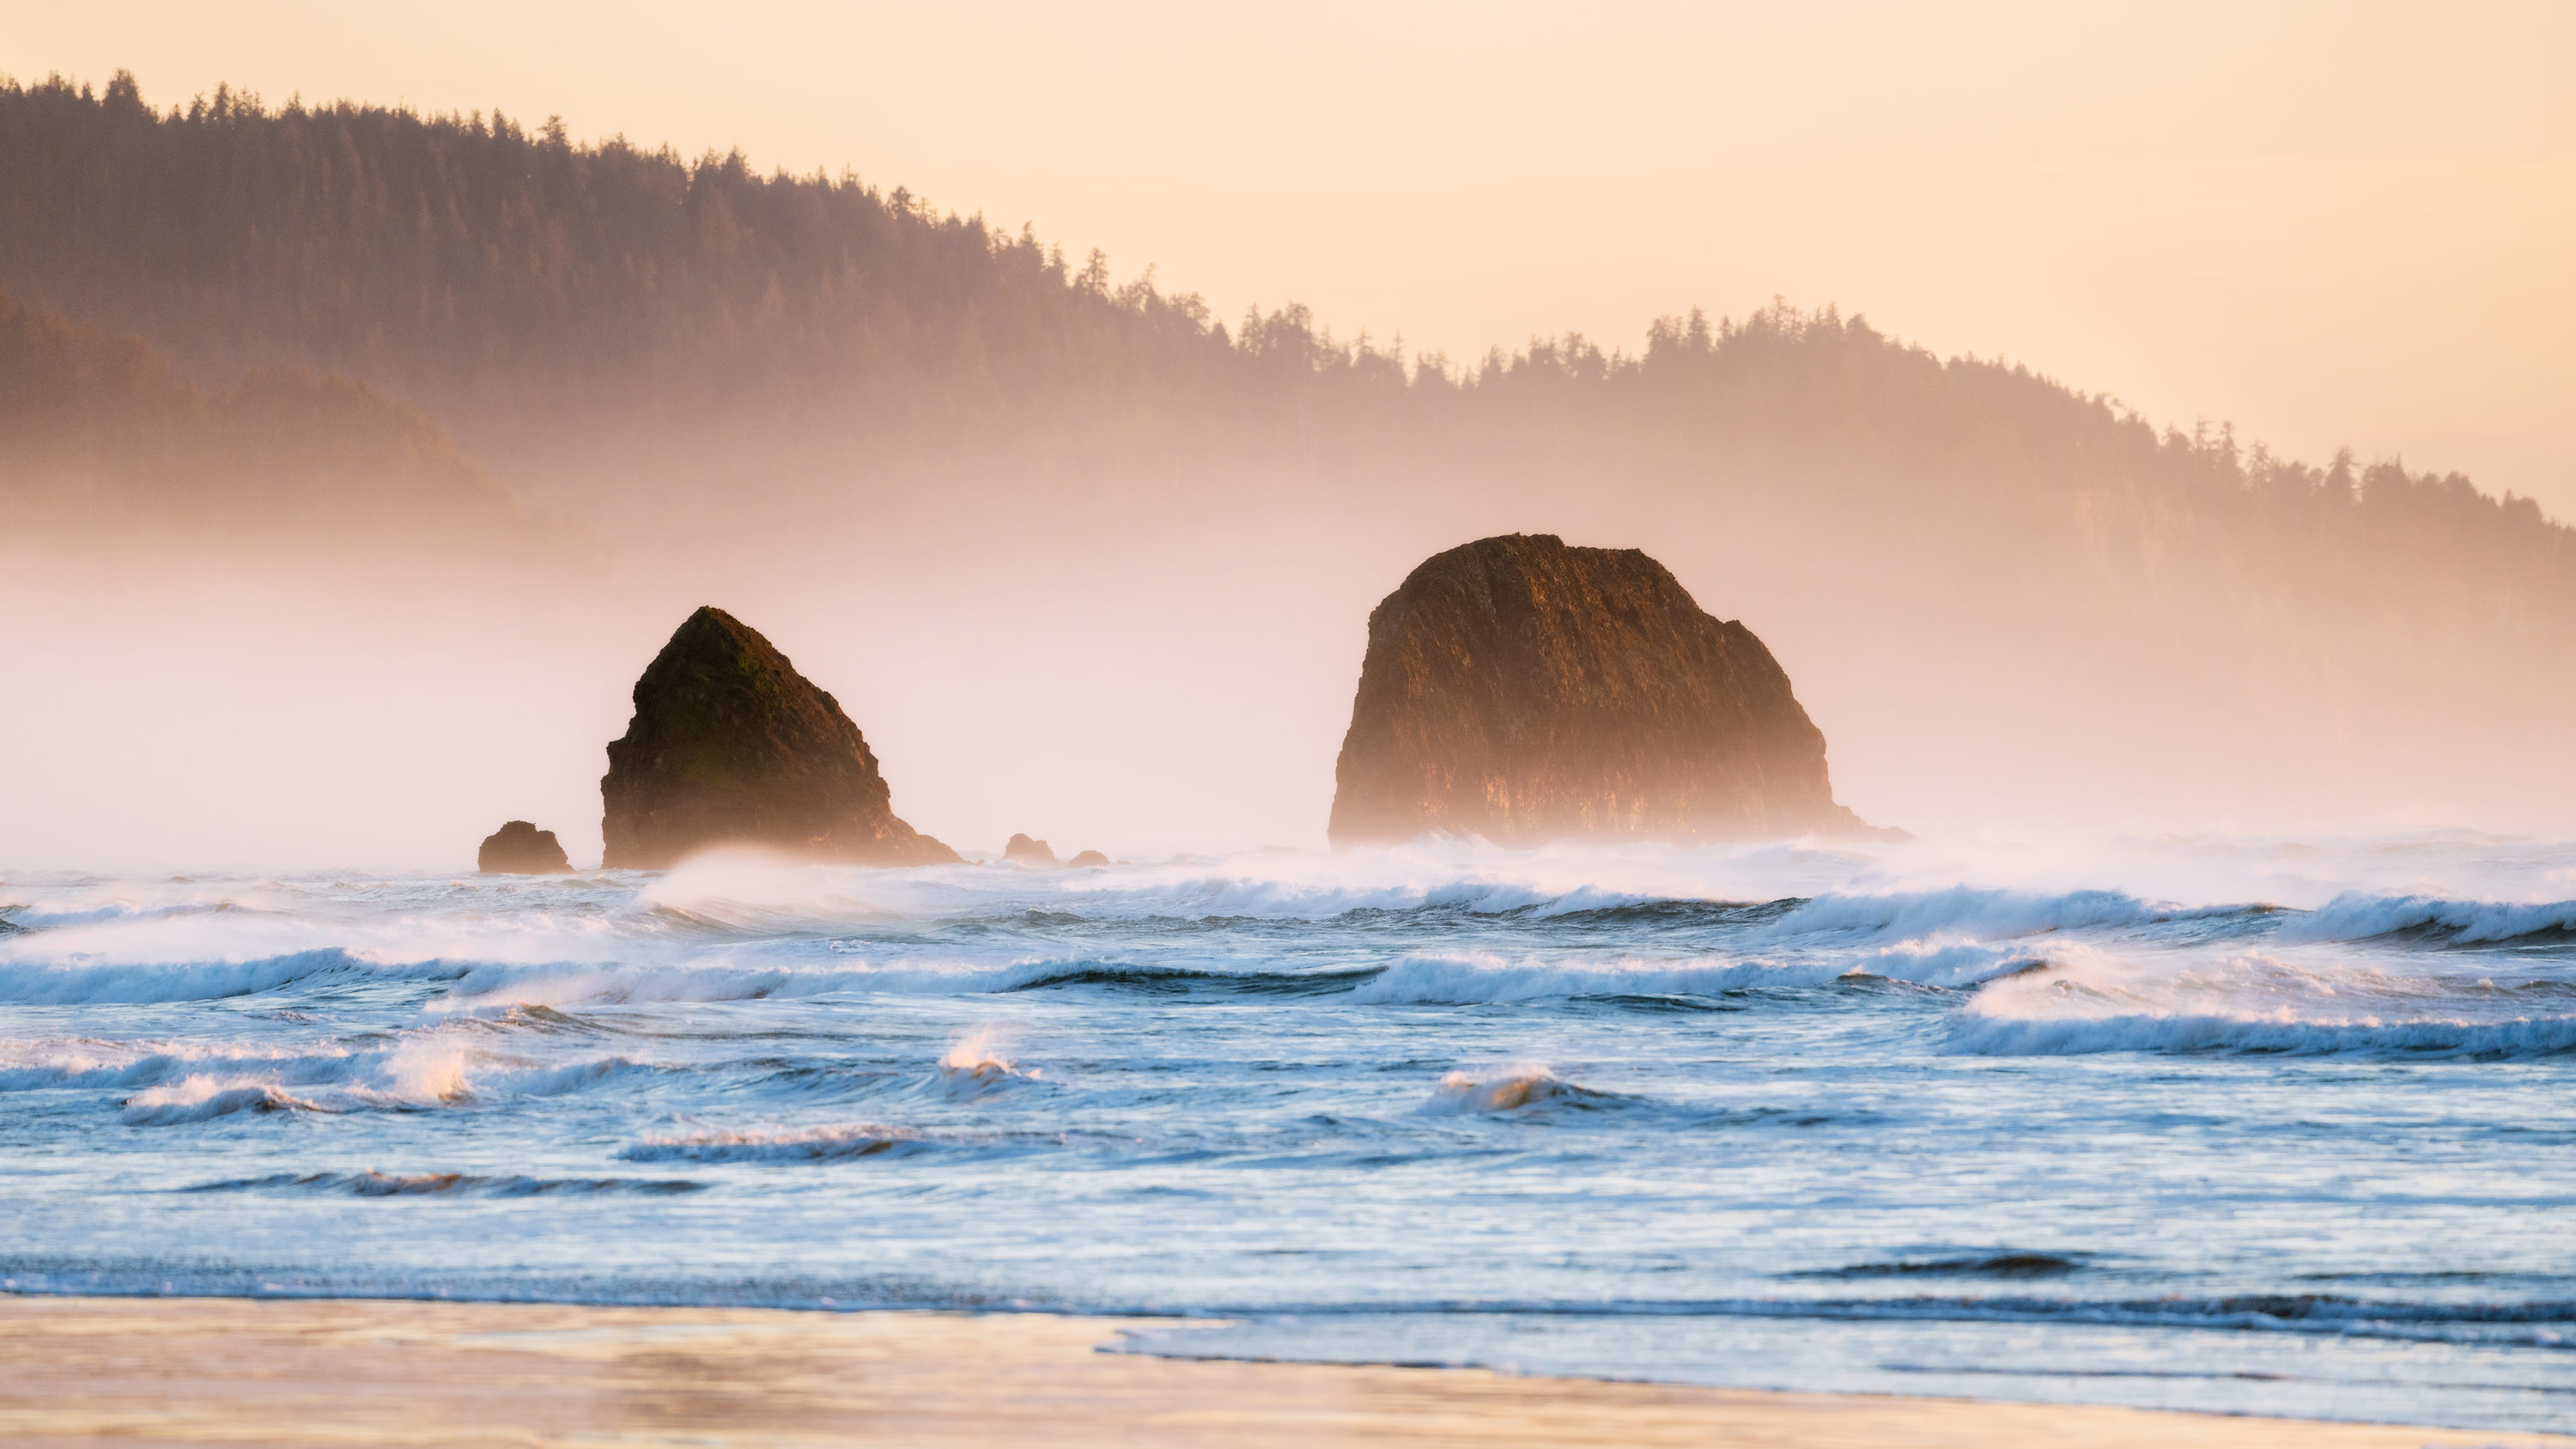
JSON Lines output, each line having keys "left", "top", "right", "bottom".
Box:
{"left": 0, "top": 71, "right": 1232, "bottom": 449}
{"left": 4, "top": 70, "right": 2570, "bottom": 831}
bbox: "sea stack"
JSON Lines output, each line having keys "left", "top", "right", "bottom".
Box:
{"left": 1003, "top": 834, "right": 1060, "bottom": 868}
{"left": 477, "top": 821, "right": 573, "bottom": 874}
{"left": 1327, "top": 534, "right": 1871, "bottom": 846}
{"left": 599, "top": 606, "right": 958, "bottom": 869}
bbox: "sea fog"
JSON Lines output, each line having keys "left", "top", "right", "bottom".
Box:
{"left": 15, "top": 297, "right": 2576, "bottom": 875}
{"left": 3, "top": 831, "right": 2570, "bottom": 1433}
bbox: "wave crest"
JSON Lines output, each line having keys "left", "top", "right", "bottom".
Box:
{"left": 2281, "top": 892, "right": 2576, "bottom": 947}
{"left": 1418, "top": 1067, "right": 1633, "bottom": 1117}
{"left": 121, "top": 1081, "right": 330, "bottom": 1124}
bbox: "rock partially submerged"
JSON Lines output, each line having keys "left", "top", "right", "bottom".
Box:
{"left": 1066, "top": 849, "right": 1110, "bottom": 868}
{"left": 600, "top": 606, "right": 957, "bottom": 870}
{"left": 477, "top": 820, "right": 572, "bottom": 874}
{"left": 1003, "top": 834, "right": 1060, "bottom": 868}
{"left": 1328, "top": 533, "right": 1876, "bottom": 846}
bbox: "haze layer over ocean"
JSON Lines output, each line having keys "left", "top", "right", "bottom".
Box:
{"left": 3, "top": 833, "right": 2572, "bottom": 1432}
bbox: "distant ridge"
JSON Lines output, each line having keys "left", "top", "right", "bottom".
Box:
{"left": 0, "top": 284, "right": 552, "bottom": 553}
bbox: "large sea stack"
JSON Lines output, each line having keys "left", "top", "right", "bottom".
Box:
{"left": 600, "top": 607, "right": 958, "bottom": 869}
{"left": 1328, "top": 534, "right": 1871, "bottom": 846}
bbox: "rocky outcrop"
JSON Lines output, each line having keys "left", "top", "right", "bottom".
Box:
{"left": 1328, "top": 534, "right": 1873, "bottom": 846}
{"left": 1066, "top": 849, "right": 1110, "bottom": 868}
{"left": 477, "top": 820, "right": 573, "bottom": 874}
{"left": 600, "top": 606, "right": 957, "bottom": 870}
{"left": 1003, "top": 834, "right": 1060, "bottom": 868}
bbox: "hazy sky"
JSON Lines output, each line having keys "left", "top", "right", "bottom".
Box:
{"left": 19, "top": 1, "right": 2576, "bottom": 513}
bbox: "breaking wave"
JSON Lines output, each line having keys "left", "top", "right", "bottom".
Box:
{"left": 121, "top": 1081, "right": 331, "bottom": 1124}
{"left": 2281, "top": 892, "right": 2576, "bottom": 947}
{"left": 1951, "top": 945, "right": 2576, "bottom": 1058}
{"left": 0, "top": 948, "right": 469, "bottom": 1005}
{"left": 1417, "top": 1067, "right": 1637, "bottom": 1116}
{"left": 1757, "top": 887, "right": 2255, "bottom": 944}
{"left": 3, "top": 1030, "right": 653, "bottom": 1122}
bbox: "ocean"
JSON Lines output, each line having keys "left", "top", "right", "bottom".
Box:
{"left": 3, "top": 831, "right": 2571, "bottom": 1433}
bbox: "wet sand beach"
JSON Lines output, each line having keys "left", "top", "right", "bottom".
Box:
{"left": 1, "top": 1296, "right": 2563, "bottom": 1448}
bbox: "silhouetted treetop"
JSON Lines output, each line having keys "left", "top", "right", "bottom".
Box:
{"left": 0, "top": 71, "right": 1240, "bottom": 435}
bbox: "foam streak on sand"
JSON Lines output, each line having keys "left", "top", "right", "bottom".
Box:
{"left": 4, "top": 832, "right": 2576, "bottom": 1433}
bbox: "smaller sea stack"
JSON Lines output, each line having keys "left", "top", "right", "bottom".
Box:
{"left": 477, "top": 821, "right": 572, "bottom": 874}
{"left": 1329, "top": 534, "right": 1873, "bottom": 846}
{"left": 600, "top": 607, "right": 957, "bottom": 870}
{"left": 1003, "top": 834, "right": 1060, "bottom": 868}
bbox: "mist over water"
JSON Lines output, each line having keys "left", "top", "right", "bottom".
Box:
{"left": 3, "top": 834, "right": 2571, "bottom": 1431}
{"left": 13, "top": 421, "right": 2573, "bottom": 872}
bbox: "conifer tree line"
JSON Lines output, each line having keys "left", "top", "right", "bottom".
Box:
{"left": 4, "top": 69, "right": 2573, "bottom": 820}
{"left": 3, "top": 73, "right": 2558, "bottom": 557}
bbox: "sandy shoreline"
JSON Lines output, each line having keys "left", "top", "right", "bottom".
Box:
{"left": 0, "top": 1296, "right": 2563, "bottom": 1447}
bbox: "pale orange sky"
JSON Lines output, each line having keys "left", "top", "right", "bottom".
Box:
{"left": 15, "top": 0, "right": 2576, "bottom": 511}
